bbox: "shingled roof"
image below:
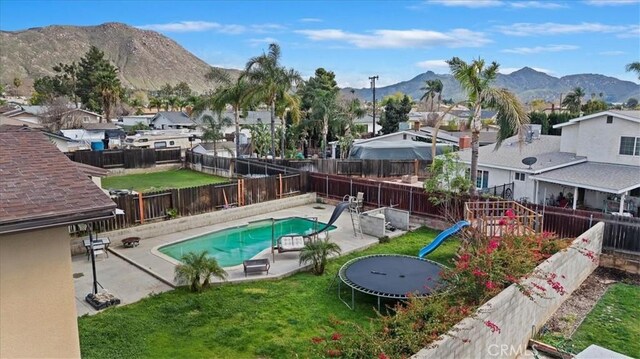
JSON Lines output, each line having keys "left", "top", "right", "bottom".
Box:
{"left": 0, "top": 126, "right": 116, "bottom": 234}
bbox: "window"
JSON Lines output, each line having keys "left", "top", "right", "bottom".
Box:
{"left": 477, "top": 170, "right": 489, "bottom": 189}
{"left": 515, "top": 172, "right": 526, "bottom": 181}
{"left": 153, "top": 141, "right": 167, "bottom": 148}
{"left": 619, "top": 136, "right": 640, "bottom": 156}
{"left": 169, "top": 141, "right": 175, "bottom": 145}
{"left": 83, "top": 116, "right": 90, "bottom": 123}
{"left": 606, "top": 116, "right": 613, "bottom": 124}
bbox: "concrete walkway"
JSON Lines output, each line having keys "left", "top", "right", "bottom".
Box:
{"left": 108, "top": 203, "right": 380, "bottom": 286}
{"left": 72, "top": 253, "right": 172, "bottom": 316}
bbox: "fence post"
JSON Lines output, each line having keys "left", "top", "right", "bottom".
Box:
{"left": 414, "top": 159, "right": 418, "bottom": 177}
{"left": 326, "top": 175, "right": 329, "bottom": 197}
{"left": 279, "top": 174, "right": 283, "bottom": 199}
{"left": 378, "top": 183, "right": 381, "bottom": 208}
{"left": 589, "top": 214, "right": 593, "bottom": 228}
{"left": 138, "top": 192, "right": 145, "bottom": 224}
{"left": 350, "top": 178, "right": 353, "bottom": 196}
{"left": 409, "top": 186, "right": 413, "bottom": 215}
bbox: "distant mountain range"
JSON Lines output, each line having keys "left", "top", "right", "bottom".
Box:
{"left": 344, "top": 67, "right": 640, "bottom": 104}
{"left": 1, "top": 23, "right": 637, "bottom": 103}
{"left": 0, "top": 22, "right": 236, "bottom": 93}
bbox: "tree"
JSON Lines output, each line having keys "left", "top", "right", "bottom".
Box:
{"left": 528, "top": 99, "right": 547, "bottom": 112}
{"left": 95, "top": 69, "right": 122, "bottom": 121}
{"left": 149, "top": 97, "right": 162, "bottom": 112}
{"left": 200, "top": 67, "right": 255, "bottom": 158}
{"left": 562, "top": 87, "right": 585, "bottom": 115}
{"left": 200, "top": 112, "right": 232, "bottom": 157}
{"left": 446, "top": 57, "right": 528, "bottom": 195}
{"left": 379, "top": 94, "right": 412, "bottom": 134}
{"left": 528, "top": 111, "right": 550, "bottom": 134}
{"left": 40, "top": 97, "right": 72, "bottom": 132}
{"left": 626, "top": 62, "right": 640, "bottom": 80}
{"left": 245, "top": 122, "right": 272, "bottom": 157}
{"left": 581, "top": 99, "right": 608, "bottom": 115}
{"left": 424, "top": 150, "right": 472, "bottom": 221}
{"left": 244, "top": 43, "right": 302, "bottom": 158}
{"left": 77, "top": 46, "right": 123, "bottom": 115}
{"left": 174, "top": 251, "right": 227, "bottom": 292}
{"left": 299, "top": 237, "right": 341, "bottom": 275}
{"left": 129, "top": 121, "right": 150, "bottom": 133}
{"left": 52, "top": 62, "right": 79, "bottom": 107}
{"left": 309, "top": 88, "right": 340, "bottom": 158}
{"left": 420, "top": 79, "right": 443, "bottom": 111}
{"left": 298, "top": 68, "right": 340, "bottom": 155}
{"left": 626, "top": 98, "right": 638, "bottom": 109}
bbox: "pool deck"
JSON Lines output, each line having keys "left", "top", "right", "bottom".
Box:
{"left": 107, "top": 203, "right": 382, "bottom": 286}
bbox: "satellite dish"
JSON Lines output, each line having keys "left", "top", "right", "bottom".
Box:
{"left": 522, "top": 157, "right": 537, "bottom": 169}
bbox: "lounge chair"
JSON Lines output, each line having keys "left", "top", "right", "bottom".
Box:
{"left": 277, "top": 235, "right": 308, "bottom": 253}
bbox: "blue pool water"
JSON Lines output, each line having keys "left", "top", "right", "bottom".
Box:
{"left": 159, "top": 217, "right": 336, "bottom": 267}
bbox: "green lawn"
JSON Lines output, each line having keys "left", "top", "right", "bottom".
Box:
{"left": 78, "top": 228, "right": 460, "bottom": 358}
{"left": 570, "top": 283, "right": 640, "bottom": 357}
{"left": 102, "top": 169, "right": 228, "bottom": 193}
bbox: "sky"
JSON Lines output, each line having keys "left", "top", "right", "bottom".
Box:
{"left": 1, "top": 0, "right": 639, "bottom": 88}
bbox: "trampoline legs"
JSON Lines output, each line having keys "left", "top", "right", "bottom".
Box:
{"left": 337, "top": 280, "right": 355, "bottom": 310}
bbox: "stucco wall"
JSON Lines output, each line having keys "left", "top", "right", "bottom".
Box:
{"left": 559, "top": 124, "right": 579, "bottom": 153}
{"left": 413, "top": 222, "right": 604, "bottom": 359}
{"left": 566, "top": 115, "right": 640, "bottom": 166}
{"left": 1, "top": 227, "right": 81, "bottom": 358}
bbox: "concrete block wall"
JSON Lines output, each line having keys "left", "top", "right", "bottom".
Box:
{"left": 106, "top": 163, "right": 182, "bottom": 177}
{"left": 187, "top": 162, "right": 232, "bottom": 178}
{"left": 413, "top": 222, "right": 604, "bottom": 359}
{"left": 70, "top": 193, "right": 316, "bottom": 254}
{"left": 360, "top": 209, "right": 386, "bottom": 238}
{"left": 384, "top": 208, "right": 409, "bottom": 230}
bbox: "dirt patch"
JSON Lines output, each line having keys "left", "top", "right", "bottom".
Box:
{"left": 542, "top": 267, "right": 640, "bottom": 337}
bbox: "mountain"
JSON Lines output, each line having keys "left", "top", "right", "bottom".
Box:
{"left": 0, "top": 22, "right": 234, "bottom": 93}
{"left": 345, "top": 67, "right": 640, "bottom": 104}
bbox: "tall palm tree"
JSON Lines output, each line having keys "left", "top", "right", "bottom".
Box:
{"left": 200, "top": 112, "right": 233, "bottom": 157}
{"left": 626, "top": 62, "right": 640, "bottom": 80}
{"left": 420, "top": 79, "right": 443, "bottom": 112}
{"left": 95, "top": 70, "right": 121, "bottom": 122}
{"left": 244, "top": 43, "right": 302, "bottom": 159}
{"left": 341, "top": 94, "right": 366, "bottom": 138}
{"left": 446, "top": 57, "right": 528, "bottom": 195}
{"left": 562, "top": 87, "right": 585, "bottom": 115}
{"left": 149, "top": 97, "right": 162, "bottom": 112}
{"left": 299, "top": 237, "right": 341, "bottom": 275}
{"left": 201, "top": 67, "right": 255, "bottom": 158}
{"left": 174, "top": 251, "right": 227, "bottom": 292}
{"left": 310, "top": 88, "right": 339, "bottom": 159}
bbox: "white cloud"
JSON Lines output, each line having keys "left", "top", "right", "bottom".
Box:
{"left": 617, "top": 25, "right": 640, "bottom": 38}
{"left": 599, "top": 50, "right": 626, "bottom": 56}
{"left": 298, "top": 18, "right": 322, "bottom": 22}
{"left": 427, "top": 0, "right": 503, "bottom": 7}
{"left": 247, "top": 37, "right": 278, "bottom": 46}
{"left": 137, "top": 21, "right": 284, "bottom": 34}
{"left": 415, "top": 59, "right": 450, "bottom": 72}
{"left": 501, "top": 44, "right": 579, "bottom": 54}
{"left": 584, "top": 0, "right": 639, "bottom": 5}
{"left": 495, "top": 22, "right": 634, "bottom": 36}
{"left": 138, "top": 21, "right": 226, "bottom": 33}
{"left": 499, "top": 67, "right": 553, "bottom": 74}
{"left": 510, "top": 1, "right": 566, "bottom": 9}
{"left": 295, "top": 28, "right": 490, "bottom": 49}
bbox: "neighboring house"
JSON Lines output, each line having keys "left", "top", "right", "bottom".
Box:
{"left": 192, "top": 141, "right": 238, "bottom": 157}
{"left": 4, "top": 105, "right": 102, "bottom": 128}
{"left": 0, "top": 114, "right": 43, "bottom": 128}
{"left": 0, "top": 125, "right": 116, "bottom": 358}
{"left": 193, "top": 109, "right": 271, "bottom": 142}
{"left": 455, "top": 110, "right": 640, "bottom": 215}
{"left": 42, "top": 131, "right": 90, "bottom": 152}
{"left": 151, "top": 111, "right": 196, "bottom": 130}
{"left": 62, "top": 123, "right": 125, "bottom": 148}
{"left": 117, "top": 114, "right": 154, "bottom": 127}
{"left": 441, "top": 128, "right": 499, "bottom": 147}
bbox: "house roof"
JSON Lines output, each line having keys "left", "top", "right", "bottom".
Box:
{"left": 194, "top": 110, "right": 273, "bottom": 126}
{"left": 0, "top": 114, "right": 43, "bottom": 128}
{"left": 42, "top": 131, "right": 81, "bottom": 142}
{"left": 83, "top": 122, "right": 120, "bottom": 130}
{"left": 554, "top": 110, "right": 640, "bottom": 129}
{"left": 354, "top": 130, "right": 458, "bottom": 145}
{"left": 153, "top": 111, "right": 194, "bottom": 126}
{"left": 417, "top": 127, "right": 463, "bottom": 144}
{"left": 532, "top": 162, "right": 640, "bottom": 194}
{"left": 455, "top": 135, "right": 587, "bottom": 174}
{"left": 442, "top": 129, "right": 498, "bottom": 145}
{"left": 195, "top": 141, "right": 236, "bottom": 152}
{"left": 0, "top": 126, "right": 116, "bottom": 234}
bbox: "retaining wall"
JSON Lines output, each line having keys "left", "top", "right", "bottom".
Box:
{"left": 413, "top": 222, "right": 604, "bottom": 359}
{"left": 70, "top": 193, "right": 316, "bottom": 255}
{"left": 187, "top": 162, "right": 232, "bottom": 178}
{"left": 106, "top": 163, "right": 182, "bottom": 176}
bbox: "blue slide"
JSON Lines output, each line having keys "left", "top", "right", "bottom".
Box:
{"left": 418, "top": 220, "right": 470, "bottom": 258}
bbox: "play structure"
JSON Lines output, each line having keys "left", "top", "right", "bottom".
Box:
{"left": 337, "top": 254, "right": 444, "bottom": 310}
{"left": 418, "top": 220, "right": 470, "bottom": 258}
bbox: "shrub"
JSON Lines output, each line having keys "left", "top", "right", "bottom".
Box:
{"left": 174, "top": 251, "right": 227, "bottom": 292}
{"left": 299, "top": 237, "right": 342, "bottom": 275}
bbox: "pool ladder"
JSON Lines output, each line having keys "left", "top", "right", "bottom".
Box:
{"left": 350, "top": 205, "right": 363, "bottom": 238}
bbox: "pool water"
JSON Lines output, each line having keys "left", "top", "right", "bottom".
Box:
{"left": 159, "top": 217, "right": 336, "bottom": 267}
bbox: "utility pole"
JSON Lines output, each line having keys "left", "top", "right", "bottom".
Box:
{"left": 369, "top": 75, "right": 379, "bottom": 137}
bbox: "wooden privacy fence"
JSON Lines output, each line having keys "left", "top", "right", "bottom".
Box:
{"left": 309, "top": 172, "right": 447, "bottom": 219}
{"left": 92, "top": 174, "right": 303, "bottom": 232}
{"left": 66, "top": 148, "right": 181, "bottom": 168}
{"left": 261, "top": 158, "right": 431, "bottom": 178}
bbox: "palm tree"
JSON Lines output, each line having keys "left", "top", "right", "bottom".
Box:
{"left": 174, "top": 251, "right": 227, "bottom": 292}
{"left": 310, "top": 88, "right": 339, "bottom": 159}
{"left": 420, "top": 79, "right": 444, "bottom": 112}
{"left": 149, "top": 97, "right": 162, "bottom": 112}
{"left": 299, "top": 237, "right": 341, "bottom": 275}
{"left": 562, "top": 87, "right": 585, "bottom": 115}
{"left": 626, "top": 62, "right": 640, "bottom": 80}
{"left": 275, "top": 93, "right": 301, "bottom": 158}
{"left": 167, "top": 96, "right": 179, "bottom": 111}
{"left": 95, "top": 70, "right": 121, "bottom": 122}
{"left": 244, "top": 43, "right": 302, "bottom": 159}
{"left": 200, "top": 112, "right": 233, "bottom": 157}
{"left": 203, "top": 67, "right": 255, "bottom": 158}
{"left": 341, "top": 93, "right": 366, "bottom": 138}
{"left": 446, "top": 57, "right": 529, "bottom": 196}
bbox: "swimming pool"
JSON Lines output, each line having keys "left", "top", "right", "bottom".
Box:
{"left": 159, "top": 217, "right": 336, "bottom": 267}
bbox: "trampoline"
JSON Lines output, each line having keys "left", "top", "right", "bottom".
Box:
{"left": 337, "top": 254, "right": 445, "bottom": 310}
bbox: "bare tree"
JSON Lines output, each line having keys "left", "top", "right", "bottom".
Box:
{"left": 40, "top": 97, "right": 72, "bottom": 132}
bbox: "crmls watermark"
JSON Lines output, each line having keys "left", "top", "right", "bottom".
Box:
{"left": 487, "top": 344, "right": 527, "bottom": 357}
